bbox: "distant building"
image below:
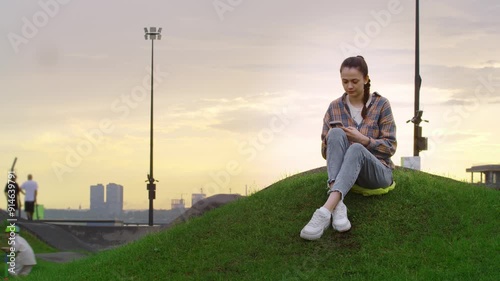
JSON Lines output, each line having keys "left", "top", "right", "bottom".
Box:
{"left": 90, "top": 184, "right": 105, "bottom": 212}
{"left": 171, "top": 199, "right": 185, "bottom": 210}
{"left": 191, "top": 193, "right": 206, "bottom": 206}
{"left": 106, "top": 183, "right": 124, "bottom": 216}
{"left": 466, "top": 164, "right": 500, "bottom": 189}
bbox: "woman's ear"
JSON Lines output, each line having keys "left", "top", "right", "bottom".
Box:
{"left": 365, "top": 75, "right": 370, "bottom": 84}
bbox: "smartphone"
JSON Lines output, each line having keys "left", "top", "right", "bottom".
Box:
{"left": 329, "top": 121, "right": 344, "bottom": 128}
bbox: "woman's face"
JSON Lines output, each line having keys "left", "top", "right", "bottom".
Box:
{"left": 340, "top": 67, "right": 367, "bottom": 99}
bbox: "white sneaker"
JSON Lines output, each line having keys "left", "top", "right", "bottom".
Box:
{"left": 332, "top": 201, "right": 351, "bottom": 232}
{"left": 300, "top": 207, "right": 331, "bottom": 240}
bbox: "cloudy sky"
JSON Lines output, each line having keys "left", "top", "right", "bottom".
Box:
{"left": 1, "top": 0, "right": 499, "bottom": 210}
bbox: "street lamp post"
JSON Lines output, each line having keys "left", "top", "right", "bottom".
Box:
{"left": 408, "top": 0, "right": 428, "bottom": 156}
{"left": 403, "top": 0, "right": 428, "bottom": 171}
{"left": 144, "top": 27, "right": 162, "bottom": 226}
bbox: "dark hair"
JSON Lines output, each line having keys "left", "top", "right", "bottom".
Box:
{"left": 340, "top": 56, "right": 371, "bottom": 119}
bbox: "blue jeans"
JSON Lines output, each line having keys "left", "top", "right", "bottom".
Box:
{"left": 326, "top": 128, "right": 393, "bottom": 200}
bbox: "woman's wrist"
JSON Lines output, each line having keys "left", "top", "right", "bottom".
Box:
{"left": 362, "top": 136, "right": 370, "bottom": 147}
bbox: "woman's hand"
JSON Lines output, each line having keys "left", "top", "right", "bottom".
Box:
{"left": 341, "top": 127, "right": 370, "bottom": 146}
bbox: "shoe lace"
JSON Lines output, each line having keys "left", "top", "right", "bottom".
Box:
{"left": 332, "top": 203, "right": 346, "bottom": 219}
{"left": 309, "top": 210, "right": 328, "bottom": 227}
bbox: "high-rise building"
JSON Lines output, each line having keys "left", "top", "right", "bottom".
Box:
{"left": 106, "top": 183, "right": 124, "bottom": 216}
{"left": 90, "top": 184, "right": 105, "bottom": 212}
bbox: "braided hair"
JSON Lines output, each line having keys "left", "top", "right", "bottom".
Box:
{"left": 340, "top": 56, "right": 371, "bottom": 119}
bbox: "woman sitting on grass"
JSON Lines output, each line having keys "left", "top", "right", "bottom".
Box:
{"left": 300, "top": 56, "right": 397, "bottom": 240}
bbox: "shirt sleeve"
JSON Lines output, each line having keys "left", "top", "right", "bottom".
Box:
{"left": 320, "top": 106, "right": 333, "bottom": 159}
{"left": 365, "top": 100, "right": 397, "bottom": 159}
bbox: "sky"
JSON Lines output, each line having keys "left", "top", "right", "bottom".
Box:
{"left": 1, "top": 0, "right": 499, "bottom": 210}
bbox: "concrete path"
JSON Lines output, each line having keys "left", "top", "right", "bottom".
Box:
{"left": 17, "top": 221, "right": 97, "bottom": 253}
{"left": 36, "top": 252, "right": 89, "bottom": 263}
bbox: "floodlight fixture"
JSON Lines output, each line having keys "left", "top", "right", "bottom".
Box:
{"left": 144, "top": 26, "right": 162, "bottom": 41}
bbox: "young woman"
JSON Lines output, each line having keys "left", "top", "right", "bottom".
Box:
{"left": 300, "top": 56, "right": 397, "bottom": 240}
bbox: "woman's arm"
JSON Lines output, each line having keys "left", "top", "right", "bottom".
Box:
{"left": 365, "top": 100, "right": 397, "bottom": 159}
{"left": 321, "top": 106, "right": 334, "bottom": 159}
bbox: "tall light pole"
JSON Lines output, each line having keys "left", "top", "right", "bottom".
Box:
{"left": 144, "top": 27, "right": 161, "bottom": 226}
{"left": 414, "top": 0, "right": 421, "bottom": 156}
{"left": 408, "top": 0, "right": 427, "bottom": 156}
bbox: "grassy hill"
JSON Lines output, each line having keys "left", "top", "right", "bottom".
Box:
{"left": 24, "top": 167, "right": 499, "bottom": 280}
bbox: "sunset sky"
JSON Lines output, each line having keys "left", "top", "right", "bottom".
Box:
{"left": 1, "top": 0, "right": 499, "bottom": 210}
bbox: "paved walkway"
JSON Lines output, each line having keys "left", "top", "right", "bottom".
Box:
{"left": 36, "top": 252, "right": 89, "bottom": 263}
{"left": 17, "top": 221, "right": 97, "bottom": 253}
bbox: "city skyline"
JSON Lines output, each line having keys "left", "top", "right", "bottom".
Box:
{"left": 89, "top": 183, "right": 124, "bottom": 213}
{"left": 88, "top": 183, "right": 208, "bottom": 211}
{"left": 1, "top": 1, "right": 499, "bottom": 209}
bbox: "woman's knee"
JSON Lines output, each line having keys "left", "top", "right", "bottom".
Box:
{"left": 349, "top": 143, "right": 365, "bottom": 151}
{"left": 327, "top": 128, "right": 347, "bottom": 144}
{"left": 345, "top": 143, "right": 365, "bottom": 158}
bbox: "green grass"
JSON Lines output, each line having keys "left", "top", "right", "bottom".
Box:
{"left": 23, "top": 168, "right": 500, "bottom": 280}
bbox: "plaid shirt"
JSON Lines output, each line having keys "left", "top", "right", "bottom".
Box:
{"left": 321, "top": 92, "right": 397, "bottom": 169}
